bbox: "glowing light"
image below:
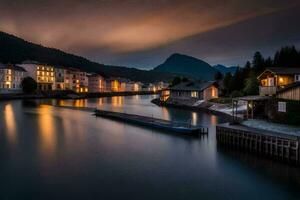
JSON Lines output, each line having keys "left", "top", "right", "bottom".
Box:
{"left": 212, "top": 87, "right": 217, "bottom": 97}
{"left": 279, "top": 77, "right": 283, "bottom": 83}
{"left": 210, "top": 115, "right": 217, "bottom": 125}
{"left": 38, "top": 105, "right": 57, "bottom": 158}
{"left": 191, "top": 91, "right": 198, "bottom": 98}
{"left": 4, "top": 104, "right": 17, "bottom": 145}
{"left": 112, "top": 96, "right": 124, "bottom": 107}
{"left": 191, "top": 112, "right": 197, "bottom": 125}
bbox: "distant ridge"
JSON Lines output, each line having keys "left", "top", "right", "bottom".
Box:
{"left": 0, "top": 31, "right": 175, "bottom": 83}
{"left": 153, "top": 53, "right": 219, "bottom": 80}
{"left": 213, "top": 64, "right": 238, "bottom": 74}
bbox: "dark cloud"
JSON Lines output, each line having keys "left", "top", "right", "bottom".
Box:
{"left": 0, "top": 0, "right": 300, "bottom": 68}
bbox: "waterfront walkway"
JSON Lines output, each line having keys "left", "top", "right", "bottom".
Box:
{"left": 242, "top": 119, "right": 300, "bottom": 136}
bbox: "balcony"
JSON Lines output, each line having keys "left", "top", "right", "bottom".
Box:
{"left": 259, "top": 86, "right": 277, "bottom": 96}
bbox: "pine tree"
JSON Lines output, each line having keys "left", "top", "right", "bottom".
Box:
{"left": 252, "top": 51, "right": 265, "bottom": 73}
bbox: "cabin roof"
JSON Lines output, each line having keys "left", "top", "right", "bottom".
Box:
{"left": 277, "top": 82, "right": 300, "bottom": 94}
{"left": 0, "top": 63, "right": 27, "bottom": 72}
{"left": 257, "top": 67, "right": 300, "bottom": 79}
{"left": 169, "top": 81, "right": 217, "bottom": 92}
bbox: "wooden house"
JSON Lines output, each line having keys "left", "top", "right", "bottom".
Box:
{"left": 277, "top": 82, "right": 300, "bottom": 101}
{"left": 161, "top": 81, "right": 218, "bottom": 103}
{"left": 257, "top": 67, "right": 300, "bottom": 96}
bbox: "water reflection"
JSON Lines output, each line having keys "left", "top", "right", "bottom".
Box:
{"left": 191, "top": 112, "right": 197, "bottom": 125}
{"left": 97, "top": 98, "right": 104, "bottom": 106}
{"left": 111, "top": 96, "right": 124, "bottom": 107}
{"left": 210, "top": 115, "right": 217, "bottom": 125}
{"left": 38, "top": 105, "right": 57, "bottom": 158}
{"left": 73, "top": 99, "right": 87, "bottom": 107}
{"left": 4, "top": 104, "right": 17, "bottom": 146}
{"left": 161, "top": 107, "right": 170, "bottom": 121}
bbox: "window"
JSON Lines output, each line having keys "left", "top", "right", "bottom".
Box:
{"left": 278, "top": 102, "right": 286, "bottom": 113}
{"left": 191, "top": 91, "right": 198, "bottom": 98}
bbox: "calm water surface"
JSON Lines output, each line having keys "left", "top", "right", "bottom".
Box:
{"left": 0, "top": 95, "right": 300, "bottom": 199}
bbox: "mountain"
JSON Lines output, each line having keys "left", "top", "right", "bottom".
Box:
{"left": 0, "top": 31, "right": 175, "bottom": 83}
{"left": 213, "top": 64, "right": 238, "bottom": 74}
{"left": 153, "top": 53, "right": 219, "bottom": 80}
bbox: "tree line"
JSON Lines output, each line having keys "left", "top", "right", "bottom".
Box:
{"left": 217, "top": 46, "right": 300, "bottom": 97}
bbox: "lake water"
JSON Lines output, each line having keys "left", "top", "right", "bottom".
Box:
{"left": 1, "top": 95, "right": 300, "bottom": 199}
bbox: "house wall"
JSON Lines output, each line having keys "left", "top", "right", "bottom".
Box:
{"left": 65, "top": 69, "right": 88, "bottom": 92}
{"left": 19, "top": 64, "right": 55, "bottom": 91}
{"left": 88, "top": 75, "right": 106, "bottom": 93}
{"left": 0, "top": 68, "right": 25, "bottom": 93}
{"left": 203, "top": 86, "right": 218, "bottom": 101}
{"left": 54, "top": 68, "right": 66, "bottom": 90}
{"left": 19, "top": 64, "right": 37, "bottom": 81}
{"left": 266, "top": 99, "right": 300, "bottom": 126}
{"left": 170, "top": 90, "right": 201, "bottom": 100}
{"left": 277, "top": 87, "right": 300, "bottom": 101}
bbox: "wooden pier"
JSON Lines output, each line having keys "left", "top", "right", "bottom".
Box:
{"left": 216, "top": 123, "right": 300, "bottom": 164}
{"left": 95, "top": 109, "right": 209, "bottom": 135}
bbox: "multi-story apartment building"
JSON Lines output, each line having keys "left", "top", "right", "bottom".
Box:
{"left": 88, "top": 74, "right": 106, "bottom": 93}
{"left": 0, "top": 63, "right": 26, "bottom": 93}
{"left": 65, "top": 68, "right": 88, "bottom": 93}
{"left": 54, "top": 67, "right": 66, "bottom": 90}
{"left": 105, "top": 78, "right": 132, "bottom": 92}
{"left": 19, "top": 61, "right": 55, "bottom": 91}
{"left": 123, "top": 81, "right": 142, "bottom": 92}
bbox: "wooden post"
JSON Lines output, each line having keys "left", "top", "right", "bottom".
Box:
{"left": 251, "top": 100, "right": 254, "bottom": 119}
{"left": 246, "top": 101, "right": 249, "bottom": 119}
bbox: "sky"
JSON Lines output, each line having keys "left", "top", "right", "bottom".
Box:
{"left": 1, "top": 0, "right": 300, "bottom": 69}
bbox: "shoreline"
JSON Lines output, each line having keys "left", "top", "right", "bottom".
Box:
{"left": 0, "top": 91, "right": 158, "bottom": 101}
{"left": 151, "top": 98, "right": 234, "bottom": 120}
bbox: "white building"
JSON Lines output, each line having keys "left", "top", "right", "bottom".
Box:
{"left": 123, "top": 81, "right": 143, "bottom": 92}
{"left": 0, "top": 63, "right": 26, "bottom": 93}
{"left": 19, "top": 61, "right": 55, "bottom": 91}
{"left": 65, "top": 68, "right": 88, "bottom": 93}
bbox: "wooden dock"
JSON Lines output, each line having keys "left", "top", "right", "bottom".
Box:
{"left": 95, "top": 109, "right": 209, "bottom": 135}
{"left": 216, "top": 123, "right": 300, "bottom": 164}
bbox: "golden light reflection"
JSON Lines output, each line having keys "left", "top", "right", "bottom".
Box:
{"left": 111, "top": 96, "right": 124, "bottom": 107}
{"left": 191, "top": 112, "right": 198, "bottom": 126}
{"left": 4, "top": 104, "right": 17, "bottom": 145}
{"left": 38, "top": 105, "right": 57, "bottom": 157}
{"left": 162, "top": 107, "right": 170, "bottom": 121}
{"left": 98, "top": 98, "right": 104, "bottom": 106}
{"left": 57, "top": 99, "right": 65, "bottom": 106}
{"left": 133, "top": 95, "right": 140, "bottom": 101}
{"left": 73, "top": 99, "right": 87, "bottom": 107}
{"left": 210, "top": 115, "right": 217, "bottom": 125}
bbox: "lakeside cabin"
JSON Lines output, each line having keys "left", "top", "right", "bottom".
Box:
{"left": 257, "top": 67, "right": 300, "bottom": 96}
{"left": 161, "top": 81, "right": 218, "bottom": 104}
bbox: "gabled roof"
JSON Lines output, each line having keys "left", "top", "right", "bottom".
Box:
{"left": 257, "top": 67, "right": 300, "bottom": 79}
{"left": 0, "top": 63, "right": 26, "bottom": 72}
{"left": 169, "top": 81, "right": 218, "bottom": 91}
{"left": 277, "top": 82, "right": 300, "bottom": 94}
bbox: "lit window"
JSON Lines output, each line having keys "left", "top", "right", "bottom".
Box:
{"left": 191, "top": 91, "right": 198, "bottom": 98}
